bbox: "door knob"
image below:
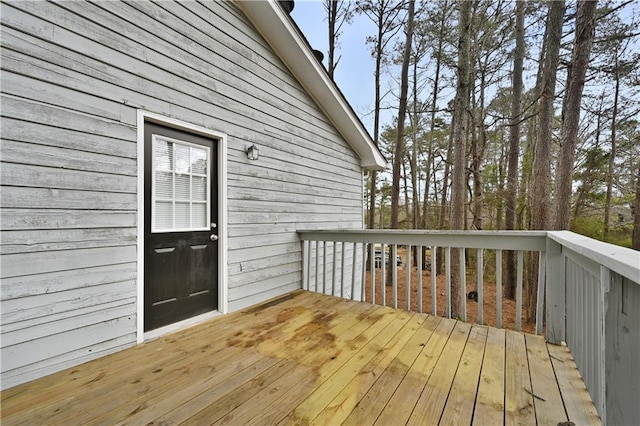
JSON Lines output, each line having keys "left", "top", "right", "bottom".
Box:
{"left": 210, "top": 234, "right": 218, "bottom": 241}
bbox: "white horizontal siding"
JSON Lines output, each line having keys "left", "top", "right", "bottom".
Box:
{"left": 0, "top": 0, "right": 365, "bottom": 388}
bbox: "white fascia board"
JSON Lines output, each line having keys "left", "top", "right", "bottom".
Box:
{"left": 235, "top": 0, "right": 386, "bottom": 171}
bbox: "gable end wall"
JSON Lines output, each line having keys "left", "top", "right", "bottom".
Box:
{"left": 0, "top": 0, "right": 364, "bottom": 389}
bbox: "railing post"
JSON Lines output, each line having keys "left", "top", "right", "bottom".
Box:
{"left": 302, "top": 239, "right": 309, "bottom": 291}
{"left": 496, "top": 249, "right": 502, "bottom": 328}
{"left": 350, "top": 242, "right": 357, "bottom": 300}
{"left": 599, "top": 266, "right": 610, "bottom": 425}
{"left": 546, "top": 236, "right": 565, "bottom": 344}
{"left": 536, "top": 252, "right": 546, "bottom": 334}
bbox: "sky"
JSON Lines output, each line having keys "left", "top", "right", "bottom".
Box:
{"left": 291, "top": 1, "right": 391, "bottom": 133}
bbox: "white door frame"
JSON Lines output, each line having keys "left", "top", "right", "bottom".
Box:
{"left": 136, "top": 110, "right": 228, "bottom": 344}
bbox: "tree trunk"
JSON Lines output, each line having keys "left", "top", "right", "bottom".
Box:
{"left": 633, "top": 160, "right": 640, "bottom": 250}
{"left": 367, "top": 18, "right": 384, "bottom": 230}
{"left": 604, "top": 59, "right": 620, "bottom": 239}
{"left": 553, "top": 0, "right": 598, "bottom": 231}
{"left": 496, "top": 126, "right": 506, "bottom": 230}
{"left": 391, "top": 0, "right": 415, "bottom": 230}
{"left": 505, "top": 0, "right": 525, "bottom": 300}
{"left": 423, "top": 0, "right": 448, "bottom": 276}
{"left": 328, "top": 0, "right": 337, "bottom": 79}
{"left": 529, "top": 0, "right": 565, "bottom": 322}
{"left": 532, "top": 0, "right": 564, "bottom": 232}
{"left": 411, "top": 58, "right": 420, "bottom": 230}
{"left": 574, "top": 92, "right": 605, "bottom": 220}
{"left": 449, "top": 0, "right": 472, "bottom": 318}
{"left": 403, "top": 159, "right": 411, "bottom": 221}
{"left": 437, "top": 130, "right": 454, "bottom": 274}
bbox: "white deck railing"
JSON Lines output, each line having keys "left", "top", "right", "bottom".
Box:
{"left": 297, "top": 229, "right": 640, "bottom": 426}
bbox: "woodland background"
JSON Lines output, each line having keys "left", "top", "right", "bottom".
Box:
{"left": 320, "top": 0, "right": 639, "bottom": 318}
{"left": 322, "top": 0, "right": 639, "bottom": 247}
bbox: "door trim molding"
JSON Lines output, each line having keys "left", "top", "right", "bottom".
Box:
{"left": 136, "top": 110, "right": 228, "bottom": 344}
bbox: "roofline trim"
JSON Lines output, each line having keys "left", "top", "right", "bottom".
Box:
{"left": 235, "top": 0, "right": 386, "bottom": 171}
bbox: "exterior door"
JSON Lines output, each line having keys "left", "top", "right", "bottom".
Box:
{"left": 144, "top": 122, "right": 218, "bottom": 332}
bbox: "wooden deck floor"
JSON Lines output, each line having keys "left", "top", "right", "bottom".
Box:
{"left": 1, "top": 290, "right": 600, "bottom": 425}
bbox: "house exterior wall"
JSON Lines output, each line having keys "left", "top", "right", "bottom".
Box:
{"left": 0, "top": 0, "right": 364, "bottom": 389}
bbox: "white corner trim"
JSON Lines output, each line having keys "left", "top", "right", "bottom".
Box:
{"left": 136, "top": 110, "right": 229, "bottom": 344}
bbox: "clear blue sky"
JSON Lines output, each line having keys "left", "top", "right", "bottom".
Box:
{"left": 292, "top": 1, "right": 393, "bottom": 133}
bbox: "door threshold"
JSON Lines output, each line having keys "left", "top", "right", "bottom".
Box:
{"left": 144, "top": 310, "right": 222, "bottom": 342}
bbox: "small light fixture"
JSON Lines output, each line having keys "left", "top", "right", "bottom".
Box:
{"left": 246, "top": 144, "right": 259, "bottom": 161}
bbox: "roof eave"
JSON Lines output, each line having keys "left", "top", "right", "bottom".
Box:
{"left": 235, "top": 0, "right": 386, "bottom": 172}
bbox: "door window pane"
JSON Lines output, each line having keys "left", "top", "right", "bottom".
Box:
{"left": 174, "top": 144, "right": 190, "bottom": 174}
{"left": 192, "top": 203, "right": 206, "bottom": 227}
{"left": 175, "top": 174, "right": 190, "bottom": 200}
{"left": 152, "top": 136, "right": 210, "bottom": 232}
{"left": 155, "top": 201, "right": 173, "bottom": 230}
{"left": 155, "top": 171, "right": 173, "bottom": 199}
{"left": 191, "top": 149, "right": 207, "bottom": 174}
{"left": 175, "top": 202, "right": 190, "bottom": 228}
{"left": 155, "top": 140, "right": 172, "bottom": 171}
{"left": 192, "top": 177, "right": 207, "bottom": 201}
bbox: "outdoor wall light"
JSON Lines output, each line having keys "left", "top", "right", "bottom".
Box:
{"left": 246, "top": 144, "right": 259, "bottom": 161}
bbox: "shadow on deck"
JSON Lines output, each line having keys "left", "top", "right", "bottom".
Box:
{"left": 0, "top": 290, "right": 600, "bottom": 425}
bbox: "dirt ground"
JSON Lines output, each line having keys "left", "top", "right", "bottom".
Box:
{"left": 364, "top": 264, "right": 540, "bottom": 335}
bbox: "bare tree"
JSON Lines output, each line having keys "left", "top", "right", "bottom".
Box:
{"left": 604, "top": 56, "right": 620, "bottom": 239}
{"left": 634, "top": 161, "right": 640, "bottom": 250}
{"left": 531, "top": 0, "right": 565, "bottom": 232}
{"left": 553, "top": 0, "right": 598, "bottom": 230}
{"left": 324, "top": 0, "right": 354, "bottom": 79}
{"left": 504, "top": 0, "right": 525, "bottom": 300}
{"left": 528, "top": 0, "right": 565, "bottom": 322}
{"left": 357, "top": 0, "right": 405, "bottom": 229}
{"left": 391, "top": 0, "right": 415, "bottom": 229}
{"left": 450, "top": 0, "right": 472, "bottom": 318}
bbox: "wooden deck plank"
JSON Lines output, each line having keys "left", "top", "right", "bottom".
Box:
{"left": 0, "top": 291, "right": 600, "bottom": 426}
{"left": 202, "top": 301, "right": 388, "bottom": 425}
{"left": 473, "top": 327, "right": 506, "bottom": 425}
{"left": 279, "top": 305, "right": 405, "bottom": 424}
{"left": 288, "top": 310, "right": 415, "bottom": 424}
{"left": 405, "top": 321, "right": 473, "bottom": 425}
{"left": 212, "top": 363, "right": 317, "bottom": 425}
{"left": 547, "top": 343, "right": 601, "bottom": 425}
{"left": 143, "top": 356, "right": 283, "bottom": 425}
{"left": 181, "top": 358, "right": 300, "bottom": 425}
{"left": 341, "top": 315, "right": 442, "bottom": 426}
{"left": 27, "top": 292, "right": 339, "bottom": 425}
{"left": 139, "top": 296, "right": 366, "bottom": 425}
{"left": 309, "top": 313, "right": 428, "bottom": 426}
{"left": 114, "top": 348, "right": 267, "bottom": 425}
{"left": 526, "top": 334, "right": 568, "bottom": 424}
{"left": 504, "top": 330, "right": 535, "bottom": 425}
{"left": 374, "top": 317, "right": 458, "bottom": 426}
{"left": 0, "top": 291, "right": 313, "bottom": 414}
{"left": 439, "top": 325, "right": 489, "bottom": 426}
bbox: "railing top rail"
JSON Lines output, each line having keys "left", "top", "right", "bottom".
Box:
{"left": 548, "top": 231, "right": 640, "bottom": 284}
{"left": 297, "top": 229, "right": 548, "bottom": 251}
